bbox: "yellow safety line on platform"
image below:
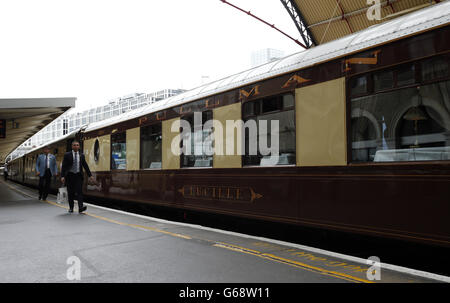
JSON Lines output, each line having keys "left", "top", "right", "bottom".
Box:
{"left": 2, "top": 181, "right": 372, "bottom": 283}
{"left": 45, "top": 194, "right": 192, "bottom": 240}
{"left": 213, "top": 243, "right": 372, "bottom": 283}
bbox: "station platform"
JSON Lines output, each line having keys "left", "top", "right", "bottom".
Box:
{"left": 0, "top": 180, "right": 447, "bottom": 283}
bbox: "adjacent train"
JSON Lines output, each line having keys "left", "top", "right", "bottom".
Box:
{"left": 8, "top": 3, "right": 450, "bottom": 247}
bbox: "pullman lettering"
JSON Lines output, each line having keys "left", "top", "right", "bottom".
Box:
{"left": 344, "top": 50, "right": 381, "bottom": 72}
{"left": 282, "top": 74, "right": 311, "bottom": 88}
{"left": 239, "top": 85, "right": 261, "bottom": 100}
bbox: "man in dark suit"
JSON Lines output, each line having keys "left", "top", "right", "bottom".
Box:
{"left": 61, "top": 140, "right": 94, "bottom": 213}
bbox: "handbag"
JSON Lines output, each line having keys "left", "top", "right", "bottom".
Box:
{"left": 57, "top": 187, "right": 68, "bottom": 204}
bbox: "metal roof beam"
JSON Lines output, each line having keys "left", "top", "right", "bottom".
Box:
{"left": 280, "top": 0, "right": 316, "bottom": 48}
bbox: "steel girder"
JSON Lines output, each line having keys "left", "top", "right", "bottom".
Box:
{"left": 280, "top": 0, "right": 316, "bottom": 48}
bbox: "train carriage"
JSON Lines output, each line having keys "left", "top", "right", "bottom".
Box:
{"left": 8, "top": 3, "right": 450, "bottom": 247}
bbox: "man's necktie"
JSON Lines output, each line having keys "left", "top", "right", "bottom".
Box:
{"left": 45, "top": 155, "right": 48, "bottom": 170}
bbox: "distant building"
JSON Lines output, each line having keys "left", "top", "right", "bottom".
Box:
{"left": 148, "top": 89, "right": 186, "bottom": 101}
{"left": 251, "top": 48, "right": 285, "bottom": 68}
{"left": 10, "top": 88, "right": 186, "bottom": 159}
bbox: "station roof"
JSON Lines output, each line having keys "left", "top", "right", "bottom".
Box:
{"left": 282, "top": 0, "right": 445, "bottom": 47}
{"left": 0, "top": 98, "right": 75, "bottom": 164}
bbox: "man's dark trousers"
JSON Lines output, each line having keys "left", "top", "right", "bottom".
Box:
{"left": 38, "top": 169, "right": 52, "bottom": 199}
{"left": 66, "top": 172, "right": 84, "bottom": 211}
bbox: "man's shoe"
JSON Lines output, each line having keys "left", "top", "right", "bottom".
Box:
{"left": 68, "top": 209, "right": 73, "bottom": 213}
{"left": 79, "top": 206, "right": 87, "bottom": 214}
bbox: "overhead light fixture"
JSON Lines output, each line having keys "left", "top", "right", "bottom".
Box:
{"left": 404, "top": 105, "right": 428, "bottom": 148}
{"left": 403, "top": 106, "right": 428, "bottom": 121}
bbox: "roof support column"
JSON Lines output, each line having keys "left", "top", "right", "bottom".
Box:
{"left": 280, "top": 0, "right": 316, "bottom": 48}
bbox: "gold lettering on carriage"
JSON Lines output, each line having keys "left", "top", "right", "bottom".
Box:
{"left": 282, "top": 75, "right": 311, "bottom": 88}
{"left": 178, "top": 185, "right": 263, "bottom": 203}
{"left": 239, "top": 85, "right": 261, "bottom": 100}
{"left": 344, "top": 50, "right": 381, "bottom": 72}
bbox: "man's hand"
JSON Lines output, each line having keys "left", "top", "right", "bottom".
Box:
{"left": 61, "top": 177, "right": 65, "bottom": 184}
{"left": 88, "top": 176, "right": 95, "bottom": 183}
{"left": 36, "top": 171, "right": 40, "bottom": 176}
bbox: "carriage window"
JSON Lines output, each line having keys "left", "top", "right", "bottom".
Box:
{"left": 243, "top": 93, "right": 296, "bottom": 166}
{"left": 111, "top": 132, "right": 126, "bottom": 169}
{"left": 93, "top": 140, "right": 100, "bottom": 162}
{"left": 351, "top": 73, "right": 450, "bottom": 163}
{"left": 421, "top": 57, "right": 448, "bottom": 82}
{"left": 350, "top": 76, "right": 368, "bottom": 96}
{"left": 140, "top": 124, "right": 162, "bottom": 169}
{"left": 181, "top": 111, "right": 213, "bottom": 168}
{"left": 396, "top": 64, "right": 415, "bottom": 87}
{"left": 262, "top": 96, "right": 280, "bottom": 113}
{"left": 283, "top": 94, "right": 295, "bottom": 108}
{"left": 374, "top": 70, "right": 394, "bottom": 92}
{"left": 243, "top": 101, "right": 256, "bottom": 117}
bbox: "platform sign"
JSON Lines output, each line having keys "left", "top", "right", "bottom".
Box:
{"left": 0, "top": 120, "right": 5, "bottom": 138}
